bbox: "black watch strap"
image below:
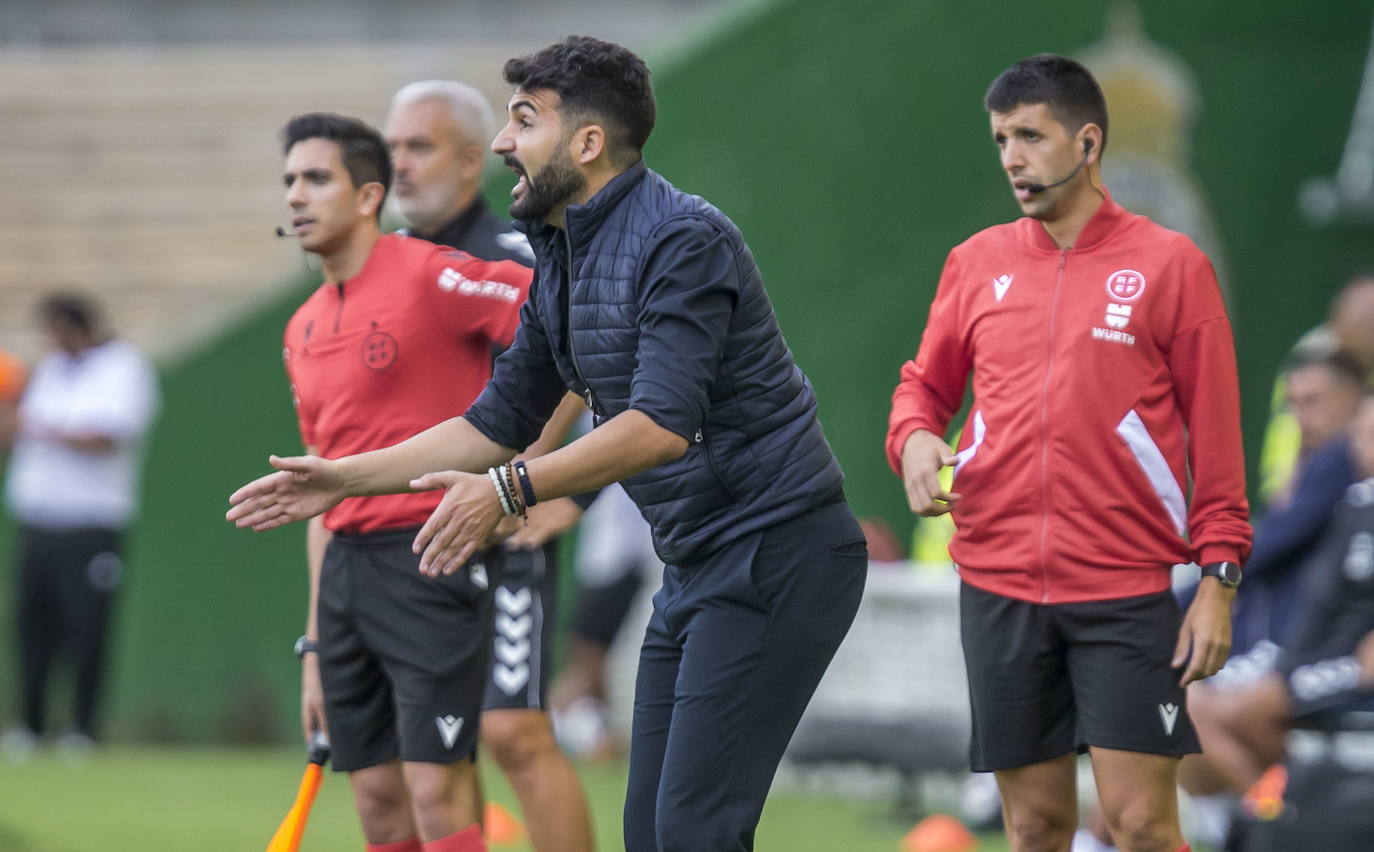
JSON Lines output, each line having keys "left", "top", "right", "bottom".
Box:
{"left": 1200, "top": 561, "right": 1242, "bottom": 589}
{"left": 294, "top": 635, "right": 318, "bottom": 658}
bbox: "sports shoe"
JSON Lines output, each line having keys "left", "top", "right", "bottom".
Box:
{"left": 0, "top": 726, "right": 38, "bottom": 764}
{"left": 55, "top": 730, "right": 95, "bottom": 764}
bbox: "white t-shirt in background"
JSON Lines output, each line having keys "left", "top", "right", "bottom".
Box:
{"left": 6, "top": 339, "right": 159, "bottom": 529}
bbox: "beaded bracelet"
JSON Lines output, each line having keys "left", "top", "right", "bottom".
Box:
{"left": 501, "top": 462, "right": 525, "bottom": 517}
{"left": 488, "top": 467, "right": 516, "bottom": 517}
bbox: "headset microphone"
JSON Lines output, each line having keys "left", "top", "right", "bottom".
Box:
{"left": 1025, "top": 138, "right": 1094, "bottom": 194}
{"left": 275, "top": 226, "right": 299, "bottom": 238}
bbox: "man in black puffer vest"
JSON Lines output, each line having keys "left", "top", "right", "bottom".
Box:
{"left": 226, "top": 36, "right": 867, "bottom": 852}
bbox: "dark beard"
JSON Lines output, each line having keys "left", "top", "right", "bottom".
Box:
{"left": 509, "top": 151, "right": 586, "bottom": 223}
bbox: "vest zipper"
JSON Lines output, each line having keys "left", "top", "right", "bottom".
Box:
{"left": 562, "top": 233, "right": 603, "bottom": 424}
{"left": 1038, "top": 248, "right": 1069, "bottom": 603}
{"left": 697, "top": 427, "right": 739, "bottom": 503}
{"left": 333, "top": 281, "right": 345, "bottom": 333}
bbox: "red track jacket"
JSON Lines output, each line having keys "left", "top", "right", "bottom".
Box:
{"left": 283, "top": 234, "right": 530, "bottom": 534}
{"left": 887, "top": 194, "right": 1252, "bottom": 603}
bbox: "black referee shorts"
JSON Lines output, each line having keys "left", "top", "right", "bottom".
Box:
{"left": 960, "top": 581, "right": 1201, "bottom": 772}
{"left": 318, "top": 527, "right": 494, "bottom": 772}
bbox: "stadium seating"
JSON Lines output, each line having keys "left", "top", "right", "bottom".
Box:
{"left": 0, "top": 44, "right": 524, "bottom": 361}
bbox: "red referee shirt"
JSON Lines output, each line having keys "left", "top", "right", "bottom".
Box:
{"left": 282, "top": 232, "right": 532, "bottom": 533}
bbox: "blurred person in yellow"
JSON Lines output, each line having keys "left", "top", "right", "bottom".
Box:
{"left": 0, "top": 293, "right": 159, "bottom": 761}
{"left": 384, "top": 80, "right": 593, "bottom": 852}
{"left": 1258, "top": 274, "right": 1374, "bottom": 504}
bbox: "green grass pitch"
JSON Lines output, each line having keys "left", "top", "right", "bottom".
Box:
{"left": 0, "top": 746, "right": 1014, "bottom": 851}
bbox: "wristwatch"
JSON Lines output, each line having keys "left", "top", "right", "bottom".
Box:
{"left": 294, "top": 635, "right": 318, "bottom": 658}
{"left": 1200, "top": 561, "right": 1242, "bottom": 589}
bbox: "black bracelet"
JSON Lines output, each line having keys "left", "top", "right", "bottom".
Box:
{"left": 514, "top": 460, "right": 538, "bottom": 508}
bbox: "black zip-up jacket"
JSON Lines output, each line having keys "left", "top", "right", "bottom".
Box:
{"left": 413, "top": 196, "right": 534, "bottom": 267}
{"left": 464, "top": 162, "right": 845, "bottom": 565}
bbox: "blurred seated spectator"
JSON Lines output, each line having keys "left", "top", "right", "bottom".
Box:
{"left": 1230, "top": 350, "right": 1365, "bottom": 652}
{"left": 1180, "top": 392, "right": 1374, "bottom": 800}
{"left": 1258, "top": 274, "right": 1374, "bottom": 503}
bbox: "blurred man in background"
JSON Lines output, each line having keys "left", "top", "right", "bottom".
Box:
{"left": 383, "top": 80, "right": 593, "bottom": 852}
{"left": 385, "top": 80, "right": 533, "bottom": 265}
{"left": 276, "top": 112, "right": 532, "bottom": 852}
{"left": 1, "top": 293, "right": 158, "bottom": 759}
{"left": 888, "top": 55, "right": 1250, "bottom": 852}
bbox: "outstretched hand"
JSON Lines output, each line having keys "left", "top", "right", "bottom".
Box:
{"left": 410, "top": 470, "right": 506, "bottom": 577}
{"left": 226, "top": 454, "right": 347, "bottom": 531}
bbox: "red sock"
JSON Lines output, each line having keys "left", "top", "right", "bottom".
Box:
{"left": 1175, "top": 845, "right": 1192, "bottom": 852}
{"left": 422, "top": 824, "right": 485, "bottom": 852}
{"left": 366, "top": 839, "right": 422, "bottom": 852}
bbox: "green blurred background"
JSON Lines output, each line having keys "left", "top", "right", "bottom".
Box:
{"left": 0, "top": 0, "right": 1371, "bottom": 754}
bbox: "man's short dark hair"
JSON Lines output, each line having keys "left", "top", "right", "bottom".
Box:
{"left": 1286, "top": 348, "right": 1368, "bottom": 388}
{"left": 281, "top": 112, "right": 392, "bottom": 203}
{"left": 39, "top": 291, "right": 100, "bottom": 337}
{"left": 985, "top": 54, "right": 1109, "bottom": 152}
{"left": 503, "top": 36, "right": 655, "bottom": 164}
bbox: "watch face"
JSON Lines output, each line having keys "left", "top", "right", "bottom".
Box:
{"left": 1209, "top": 562, "right": 1241, "bottom": 586}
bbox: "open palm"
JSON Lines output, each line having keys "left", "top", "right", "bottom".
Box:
{"left": 226, "top": 454, "right": 346, "bottom": 531}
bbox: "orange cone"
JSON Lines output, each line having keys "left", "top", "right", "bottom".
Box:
{"left": 902, "top": 813, "right": 977, "bottom": 852}
{"left": 484, "top": 802, "right": 526, "bottom": 847}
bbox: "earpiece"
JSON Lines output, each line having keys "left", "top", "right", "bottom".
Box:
{"left": 1083, "top": 138, "right": 1094, "bottom": 154}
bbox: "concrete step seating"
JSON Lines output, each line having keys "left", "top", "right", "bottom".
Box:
{"left": 0, "top": 43, "right": 527, "bottom": 362}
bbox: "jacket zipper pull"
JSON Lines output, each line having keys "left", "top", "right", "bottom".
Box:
{"left": 584, "top": 388, "right": 603, "bottom": 427}
{"left": 693, "top": 429, "right": 703, "bottom": 443}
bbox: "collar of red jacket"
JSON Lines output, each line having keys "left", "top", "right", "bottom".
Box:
{"left": 1017, "top": 186, "right": 1127, "bottom": 253}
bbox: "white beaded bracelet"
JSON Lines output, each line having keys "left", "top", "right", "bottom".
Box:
{"left": 488, "top": 467, "right": 516, "bottom": 516}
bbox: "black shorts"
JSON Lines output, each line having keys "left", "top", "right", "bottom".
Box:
{"left": 960, "top": 582, "right": 1201, "bottom": 772}
{"left": 570, "top": 566, "right": 645, "bottom": 647}
{"left": 318, "top": 527, "right": 494, "bottom": 772}
{"left": 482, "top": 540, "right": 557, "bottom": 712}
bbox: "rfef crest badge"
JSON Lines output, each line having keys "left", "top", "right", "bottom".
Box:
{"left": 362, "top": 331, "right": 398, "bottom": 370}
{"left": 1106, "top": 269, "right": 1146, "bottom": 302}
